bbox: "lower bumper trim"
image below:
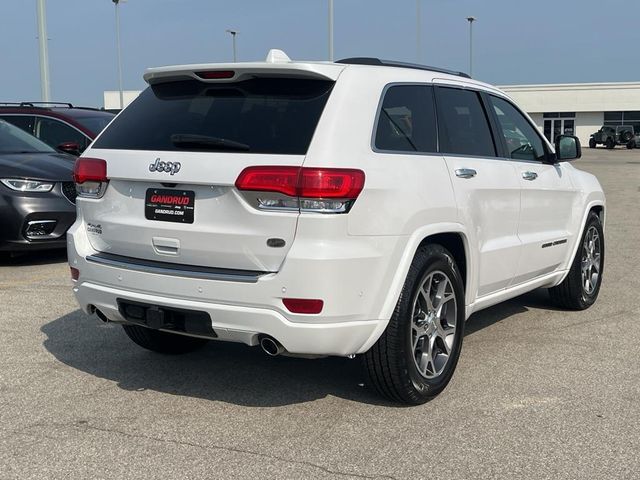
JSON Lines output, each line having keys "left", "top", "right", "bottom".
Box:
{"left": 86, "top": 252, "right": 270, "bottom": 283}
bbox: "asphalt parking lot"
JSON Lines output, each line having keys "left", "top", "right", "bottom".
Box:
{"left": 1, "top": 148, "right": 638, "bottom": 479}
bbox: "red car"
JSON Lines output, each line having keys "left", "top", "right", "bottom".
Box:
{"left": 0, "top": 102, "right": 115, "bottom": 156}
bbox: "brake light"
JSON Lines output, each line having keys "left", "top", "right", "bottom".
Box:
{"left": 195, "top": 70, "right": 235, "bottom": 79}
{"left": 235, "top": 166, "right": 365, "bottom": 213}
{"left": 74, "top": 158, "right": 108, "bottom": 198}
{"left": 283, "top": 298, "right": 324, "bottom": 314}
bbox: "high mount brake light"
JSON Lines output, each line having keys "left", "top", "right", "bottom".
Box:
{"left": 235, "top": 166, "right": 365, "bottom": 214}
{"left": 74, "top": 158, "right": 108, "bottom": 198}
{"left": 195, "top": 70, "right": 235, "bottom": 80}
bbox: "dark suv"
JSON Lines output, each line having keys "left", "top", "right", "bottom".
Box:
{"left": 0, "top": 102, "right": 114, "bottom": 156}
{"left": 589, "top": 125, "right": 635, "bottom": 149}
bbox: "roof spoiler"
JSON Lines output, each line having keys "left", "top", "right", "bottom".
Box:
{"left": 144, "top": 50, "right": 344, "bottom": 85}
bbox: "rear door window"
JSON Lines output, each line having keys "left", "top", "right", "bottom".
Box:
{"left": 1, "top": 115, "right": 35, "bottom": 135}
{"left": 35, "top": 117, "right": 89, "bottom": 151}
{"left": 374, "top": 85, "right": 437, "bottom": 153}
{"left": 435, "top": 87, "right": 496, "bottom": 157}
{"left": 93, "top": 78, "right": 334, "bottom": 155}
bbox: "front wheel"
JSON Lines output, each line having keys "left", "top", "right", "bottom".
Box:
{"left": 549, "top": 212, "right": 604, "bottom": 310}
{"left": 589, "top": 138, "right": 597, "bottom": 149}
{"left": 122, "top": 324, "right": 209, "bottom": 354}
{"left": 364, "top": 244, "right": 465, "bottom": 404}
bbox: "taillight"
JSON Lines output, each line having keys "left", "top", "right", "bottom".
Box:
{"left": 74, "top": 158, "right": 108, "bottom": 198}
{"left": 235, "top": 166, "right": 365, "bottom": 213}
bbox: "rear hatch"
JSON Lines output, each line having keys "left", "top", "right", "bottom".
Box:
{"left": 81, "top": 68, "right": 338, "bottom": 272}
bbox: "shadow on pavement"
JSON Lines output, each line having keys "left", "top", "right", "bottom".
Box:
{"left": 465, "top": 288, "right": 561, "bottom": 335}
{"left": 0, "top": 248, "right": 67, "bottom": 267}
{"left": 42, "top": 288, "right": 557, "bottom": 407}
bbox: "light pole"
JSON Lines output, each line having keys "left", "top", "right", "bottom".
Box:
{"left": 226, "top": 29, "right": 238, "bottom": 62}
{"left": 416, "top": 0, "right": 422, "bottom": 63}
{"left": 113, "top": 0, "right": 124, "bottom": 109}
{"left": 328, "top": 0, "right": 334, "bottom": 61}
{"left": 466, "top": 16, "right": 476, "bottom": 77}
{"left": 36, "top": 0, "right": 51, "bottom": 102}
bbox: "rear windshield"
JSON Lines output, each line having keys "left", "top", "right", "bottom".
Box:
{"left": 93, "top": 78, "right": 334, "bottom": 154}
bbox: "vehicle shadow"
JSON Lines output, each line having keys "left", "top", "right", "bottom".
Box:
{"left": 0, "top": 248, "right": 67, "bottom": 267}
{"left": 465, "top": 288, "right": 561, "bottom": 335}
{"left": 41, "top": 289, "right": 556, "bottom": 407}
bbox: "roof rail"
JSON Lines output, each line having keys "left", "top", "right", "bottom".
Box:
{"left": 336, "top": 57, "right": 471, "bottom": 79}
{"left": 17, "top": 101, "right": 74, "bottom": 108}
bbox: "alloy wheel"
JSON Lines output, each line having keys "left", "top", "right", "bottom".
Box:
{"left": 581, "top": 226, "right": 601, "bottom": 295}
{"left": 411, "top": 270, "right": 458, "bottom": 379}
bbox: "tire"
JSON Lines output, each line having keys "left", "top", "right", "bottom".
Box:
{"left": 122, "top": 324, "right": 209, "bottom": 354}
{"left": 588, "top": 138, "right": 596, "bottom": 149}
{"left": 549, "top": 212, "right": 604, "bottom": 310}
{"left": 605, "top": 137, "right": 615, "bottom": 149}
{"left": 620, "top": 131, "right": 633, "bottom": 142}
{"left": 364, "top": 244, "right": 465, "bottom": 404}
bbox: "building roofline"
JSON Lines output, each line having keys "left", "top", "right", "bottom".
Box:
{"left": 499, "top": 81, "right": 640, "bottom": 91}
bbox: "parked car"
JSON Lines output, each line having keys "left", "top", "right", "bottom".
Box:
{"left": 0, "top": 119, "right": 76, "bottom": 252}
{"left": 589, "top": 125, "right": 634, "bottom": 149}
{"left": 0, "top": 102, "right": 114, "bottom": 156}
{"left": 68, "top": 51, "right": 605, "bottom": 404}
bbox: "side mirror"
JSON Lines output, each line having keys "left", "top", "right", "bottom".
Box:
{"left": 555, "top": 135, "right": 581, "bottom": 161}
{"left": 57, "top": 141, "right": 81, "bottom": 156}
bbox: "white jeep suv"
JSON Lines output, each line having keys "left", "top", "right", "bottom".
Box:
{"left": 68, "top": 51, "right": 605, "bottom": 404}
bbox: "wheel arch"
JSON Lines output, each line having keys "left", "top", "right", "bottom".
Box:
{"left": 379, "top": 224, "right": 472, "bottom": 323}
{"left": 358, "top": 224, "right": 473, "bottom": 355}
{"left": 552, "top": 200, "right": 605, "bottom": 287}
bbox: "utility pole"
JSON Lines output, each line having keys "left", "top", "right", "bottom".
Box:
{"left": 328, "top": 0, "right": 334, "bottom": 61}
{"left": 466, "top": 16, "right": 476, "bottom": 77}
{"left": 36, "top": 0, "right": 51, "bottom": 101}
{"left": 113, "top": 0, "right": 124, "bottom": 109}
{"left": 416, "top": 0, "right": 422, "bottom": 63}
{"left": 226, "top": 29, "right": 238, "bottom": 62}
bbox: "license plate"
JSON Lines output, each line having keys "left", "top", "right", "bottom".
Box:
{"left": 145, "top": 188, "right": 195, "bottom": 223}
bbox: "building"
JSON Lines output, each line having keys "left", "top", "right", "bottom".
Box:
{"left": 500, "top": 82, "right": 640, "bottom": 145}
{"left": 104, "top": 81, "right": 640, "bottom": 146}
{"left": 103, "top": 90, "right": 141, "bottom": 111}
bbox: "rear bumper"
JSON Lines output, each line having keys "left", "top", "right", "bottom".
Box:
{"left": 67, "top": 219, "right": 406, "bottom": 356}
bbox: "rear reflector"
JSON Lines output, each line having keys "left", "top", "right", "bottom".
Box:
{"left": 282, "top": 298, "right": 324, "bottom": 314}
{"left": 195, "top": 70, "right": 235, "bottom": 79}
{"left": 236, "top": 167, "right": 365, "bottom": 199}
{"left": 73, "top": 158, "right": 107, "bottom": 184}
{"left": 70, "top": 267, "right": 79, "bottom": 281}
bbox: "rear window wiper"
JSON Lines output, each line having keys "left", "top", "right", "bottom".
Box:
{"left": 170, "top": 134, "right": 250, "bottom": 151}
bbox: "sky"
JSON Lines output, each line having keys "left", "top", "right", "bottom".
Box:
{"left": 1, "top": 0, "right": 639, "bottom": 107}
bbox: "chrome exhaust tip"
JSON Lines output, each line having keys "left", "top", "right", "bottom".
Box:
{"left": 95, "top": 308, "right": 109, "bottom": 323}
{"left": 259, "top": 336, "right": 285, "bottom": 356}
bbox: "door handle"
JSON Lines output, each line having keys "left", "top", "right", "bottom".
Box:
{"left": 455, "top": 168, "right": 477, "bottom": 179}
{"left": 522, "top": 171, "right": 538, "bottom": 181}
